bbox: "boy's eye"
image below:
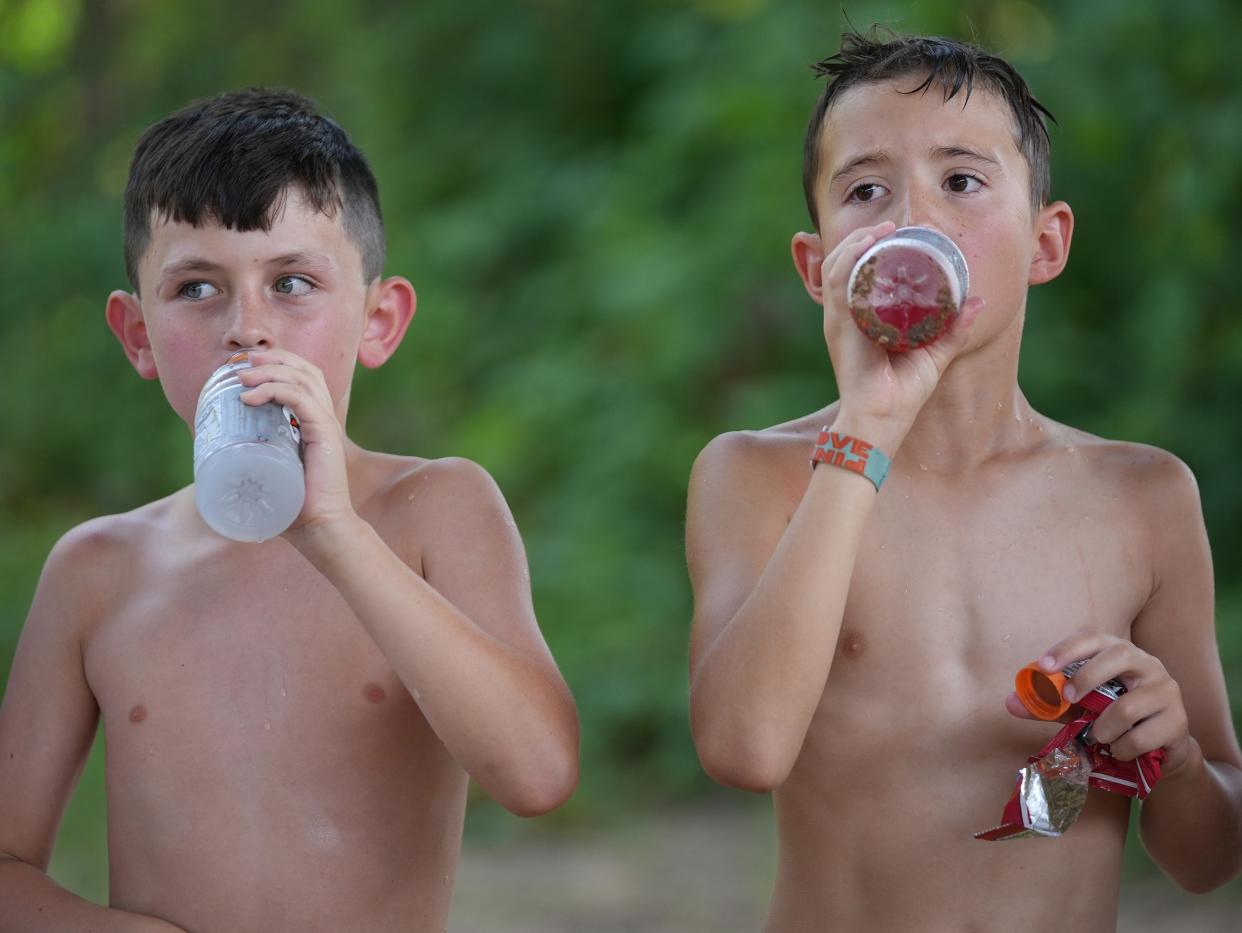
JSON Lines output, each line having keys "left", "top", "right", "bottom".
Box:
{"left": 179, "top": 281, "right": 220, "bottom": 301}
{"left": 946, "top": 173, "right": 983, "bottom": 194}
{"left": 274, "top": 275, "right": 313, "bottom": 296}
{"left": 847, "top": 182, "right": 889, "bottom": 203}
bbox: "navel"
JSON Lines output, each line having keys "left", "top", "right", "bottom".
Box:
{"left": 362, "top": 682, "right": 387, "bottom": 704}
{"left": 128, "top": 704, "right": 148, "bottom": 724}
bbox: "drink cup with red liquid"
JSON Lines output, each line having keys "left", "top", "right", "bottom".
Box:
{"left": 846, "top": 226, "right": 970, "bottom": 352}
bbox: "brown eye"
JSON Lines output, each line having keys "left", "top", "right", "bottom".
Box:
{"left": 848, "top": 182, "right": 888, "bottom": 203}
{"left": 947, "top": 174, "right": 982, "bottom": 194}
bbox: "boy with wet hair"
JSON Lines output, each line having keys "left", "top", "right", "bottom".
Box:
{"left": 687, "top": 30, "right": 1241, "bottom": 931}
{"left": 0, "top": 89, "right": 579, "bottom": 931}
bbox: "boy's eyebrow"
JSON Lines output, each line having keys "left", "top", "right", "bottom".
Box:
{"left": 267, "top": 251, "right": 336, "bottom": 271}
{"left": 930, "top": 145, "right": 1003, "bottom": 169}
{"left": 157, "top": 256, "right": 224, "bottom": 283}
{"left": 828, "top": 146, "right": 1004, "bottom": 188}
{"left": 157, "top": 252, "right": 336, "bottom": 284}
{"left": 828, "top": 150, "right": 892, "bottom": 187}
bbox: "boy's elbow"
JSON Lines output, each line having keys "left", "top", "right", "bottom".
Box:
{"left": 498, "top": 756, "right": 579, "bottom": 818}
{"left": 1164, "top": 857, "right": 1242, "bottom": 895}
{"left": 692, "top": 718, "right": 793, "bottom": 793}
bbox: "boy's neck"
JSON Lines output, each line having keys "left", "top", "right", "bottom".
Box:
{"left": 896, "top": 316, "right": 1042, "bottom": 473}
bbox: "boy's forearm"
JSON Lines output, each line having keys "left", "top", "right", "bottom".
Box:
{"left": 290, "top": 515, "right": 578, "bottom": 816}
{"left": 690, "top": 417, "right": 901, "bottom": 791}
{"left": 0, "top": 857, "right": 185, "bottom": 932}
{"left": 1139, "top": 740, "right": 1242, "bottom": 892}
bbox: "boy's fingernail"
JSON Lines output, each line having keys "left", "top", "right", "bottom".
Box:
{"left": 1062, "top": 685, "right": 1076, "bottom": 701}
{"left": 1039, "top": 655, "right": 1057, "bottom": 671}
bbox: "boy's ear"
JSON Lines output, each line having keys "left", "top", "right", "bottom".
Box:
{"left": 791, "top": 232, "right": 827, "bottom": 304}
{"left": 358, "top": 275, "right": 416, "bottom": 369}
{"left": 1028, "top": 200, "right": 1074, "bottom": 286}
{"left": 105, "top": 290, "right": 158, "bottom": 380}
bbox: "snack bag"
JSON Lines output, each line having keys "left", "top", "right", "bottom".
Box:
{"left": 975, "top": 661, "right": 1167, "bottom": 841}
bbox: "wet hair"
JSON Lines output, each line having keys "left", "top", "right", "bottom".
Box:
{"left": 122, "top": 88, "right": 384, "bottom": 291}
{"left": 802, "top": 29, "right": 1056, "bottom": 228}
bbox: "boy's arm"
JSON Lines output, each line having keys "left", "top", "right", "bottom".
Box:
{"left": 288, "top": 460, "right": 579, "bottom": 817}
{"left": 1026, "top": 455, "right": 1242, "bottom": 892}
{"left": 686, "top": 423, "right": 895, "bottom": 791}
{"left": 688, "top": 222, "right": 983, "bottom": 791}
{"left": 237, "top": 350, "right": 578, "bottom": 817}
{"left": 0, "top": 527, "right": 186, "bottom": 932}
{"left": 1122, "top": 456, "right": 1241, "bottom": 891}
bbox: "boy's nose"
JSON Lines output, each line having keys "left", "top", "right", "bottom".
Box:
{"left": 223, "top": 294, "right": 275, "bottom": 350}
{"left": 897, "top": 187, "right": 935, "bottom": 230}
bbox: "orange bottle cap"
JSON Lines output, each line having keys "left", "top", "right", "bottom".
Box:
{"left": 1014, "top": 662, "right": 1071, "bottom": 720}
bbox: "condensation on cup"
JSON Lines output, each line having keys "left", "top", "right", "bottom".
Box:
{"left": 846, "top": 226, "right": 970, "bottom": 352}
{"left": 193, "top": 350, "right": 305, "bottom": 542}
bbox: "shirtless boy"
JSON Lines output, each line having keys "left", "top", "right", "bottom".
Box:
{"left": 0, "top": 90, "right": 578, "bottom": 931}
{"left": 687, "top": 32, "right": 1242, "bottom": 932}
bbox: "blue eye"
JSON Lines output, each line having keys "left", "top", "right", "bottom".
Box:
{"left": 179, "top": 281, "right": 220, "bottom": 301}
{"left": 274, "top": 275, "right": 313, "bottom": 296}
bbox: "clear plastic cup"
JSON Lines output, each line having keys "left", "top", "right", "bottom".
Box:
{"left": 193, "top": 351, "right": 305, "bottom": 542}
{"left": 846, "top": 226, "right": 970, "bottom": 352}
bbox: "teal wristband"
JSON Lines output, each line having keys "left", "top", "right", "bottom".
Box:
{"left": 810, "top": 429, "right": 891, "bottom": 490}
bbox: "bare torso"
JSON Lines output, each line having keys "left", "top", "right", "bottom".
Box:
{"left": 83, "top": 456, "right": 467, "bottom": 932}
{"left": 749, "top": 409, "right": 1152, "bottom": 933}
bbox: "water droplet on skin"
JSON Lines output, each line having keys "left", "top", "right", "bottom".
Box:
{"left": 919, "top": 463, "right": 929, "bottom": 471}
{"left": 264, "top": 720, "right": 272, "bottom": 731}
{"left": 280, "top": 688, "right": 287, "bottom": 697}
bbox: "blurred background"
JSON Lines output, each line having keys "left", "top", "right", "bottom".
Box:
{"left": 2, "top": 0, "right": 1240, "bottom": 928}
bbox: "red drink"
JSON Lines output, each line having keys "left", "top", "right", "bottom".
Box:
{"left": 847, "top": 226, "right": 969, "bottom": 352}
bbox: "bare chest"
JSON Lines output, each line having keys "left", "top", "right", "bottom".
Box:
{"left": 82, "top": 545, "right": 452, "bottom": 802}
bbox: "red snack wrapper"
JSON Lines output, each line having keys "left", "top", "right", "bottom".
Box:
{"left": 975, "top": 671, "right": 1167, "bottom": 841}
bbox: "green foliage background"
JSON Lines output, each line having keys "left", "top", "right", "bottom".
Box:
{"left": 2, "top": 0, "right": 1240, "bottom": 904}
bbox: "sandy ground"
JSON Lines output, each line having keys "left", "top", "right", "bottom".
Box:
{"left": 448, "top": 803, "right": 1242, "bottom": 933}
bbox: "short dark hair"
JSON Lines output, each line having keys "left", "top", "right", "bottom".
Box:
{"left": 122, "top": 88, "right": 385, "bottom": 291}
{"left": 802, "top": 30, "right": 1055, "bottom": 229}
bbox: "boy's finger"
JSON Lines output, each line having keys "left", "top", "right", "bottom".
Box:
{"left": 1036, "top": 629, "right": 1112, "bottom": 675}
{"left": 1062, "top": 641, "right": 1149, "bottom": 702}
{"left": 1091, "top": 688, "right": 1163, "bottom": 744}
{"left": 919, "top": 296, "right": 987, "bottom": 373}
{"left": 822, "top": 221, "right": 897, "bottom": 290}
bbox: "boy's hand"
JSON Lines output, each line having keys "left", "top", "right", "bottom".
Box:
{"left": 819, "top": 222, "right": 985, "bottom": 448}
{"left": 1004, "top": 630, "right": 1194, "bottom": 774}
{"left": 236, "top": 348, "right": 355, "bottom": 532}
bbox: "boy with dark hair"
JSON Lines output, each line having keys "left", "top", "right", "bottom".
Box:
{"left": 687, "top": 30, "right": 1241, "bottom": 931}
{"left": 0, "top": 89, "right": 579, "bottom": 931}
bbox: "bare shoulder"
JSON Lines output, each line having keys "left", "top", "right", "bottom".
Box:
{"left": 367, "top": 453, "right": 507, "bottom": 520}
{"left": 33, "top": 499, "right": 179, "bottom": 621}
{"left": 692, "top": 408, "right": 836, "bottom": 509}
{"left": 1047, "top": 422, "right": 1199, "bottom": 513}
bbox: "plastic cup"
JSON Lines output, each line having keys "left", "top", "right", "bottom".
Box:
{"left": 846, "top": 226, "right": 970, "bottom": 352}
